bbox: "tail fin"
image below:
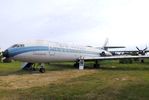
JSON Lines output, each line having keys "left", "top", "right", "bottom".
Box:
{"left": 102, "top": 38, "right": 109, "bottom": 50}
{"left": 102, "top": 38, "right": 125, "bottom": 51}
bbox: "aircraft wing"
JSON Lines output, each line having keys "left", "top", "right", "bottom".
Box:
{"left": 110, "top": 50, "right": 149, "bottom": 52}
{"left": 83, "top": 55, "right": 149, "bottom": 60}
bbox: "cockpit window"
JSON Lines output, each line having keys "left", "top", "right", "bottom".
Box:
{"left": 11, "top": 44, "right": 25, "bottom": 48}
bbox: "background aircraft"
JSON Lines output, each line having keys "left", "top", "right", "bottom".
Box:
{"left": 1, "top": 40, "right": 149, "bottom": 73}
{"left": 102, "top": 39, "right": 149, "bottom": 56}
{"left": 110, "top": 46, "right": 149, "bottom": 56}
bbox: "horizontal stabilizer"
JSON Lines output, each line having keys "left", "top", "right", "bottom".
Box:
{"left": 101, "top": 38, "right": 125, "bottom": 50}
{"left": 104, "top": 46, "right": 125, "bottom": 49}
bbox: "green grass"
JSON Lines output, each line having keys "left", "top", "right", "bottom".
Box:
{"left": 0, "top": 61, "right": 21, "bottom": 75}
{"left": 1, "top": 60, "right": 149, "bottom": 100}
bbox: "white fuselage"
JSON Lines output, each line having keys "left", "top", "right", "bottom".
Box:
{"left": 5, "top": 40, "right": 112, "bottom": 63}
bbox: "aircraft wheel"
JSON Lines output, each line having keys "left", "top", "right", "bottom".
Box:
{"left": 93, "top": 64, "right": 100, "bottom": 68}
{"left": 141, "top": 59, "right": 144, "bottom": 63}
{"left": 74, "top": 63, "right": 79, "bottom": 68}
{"left": 39, "top": 68, "right": 45, "bottom": 73}
{"left": 32, "top": 67, "right": 36, "bottom": 71}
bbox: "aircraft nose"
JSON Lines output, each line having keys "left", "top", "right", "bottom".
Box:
{"left": 2, "top": 49, "right": 10, "bottom": 58}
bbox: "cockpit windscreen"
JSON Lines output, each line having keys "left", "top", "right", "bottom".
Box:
{"left": 11, "top": 44, "right": 25, "bottom": 48}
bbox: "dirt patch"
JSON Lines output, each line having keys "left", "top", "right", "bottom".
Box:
{"left": 0, "top": 70, "right": 97, "bottom": 90}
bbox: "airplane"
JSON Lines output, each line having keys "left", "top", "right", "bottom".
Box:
{"left": 101, "top": 39, "right": 149, "bottom": 56}
{"left": 110, "top": 46, "right": 149, "bottom": 55}
{"left": 2, "top": 40, "right": 149, "bottom": 73}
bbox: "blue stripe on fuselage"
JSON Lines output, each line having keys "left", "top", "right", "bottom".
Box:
{"left": 8, "top": 46, "right": 49, "bottom": 57}
{"left": 7, "top": 46, "right": 99, "bottom": 57}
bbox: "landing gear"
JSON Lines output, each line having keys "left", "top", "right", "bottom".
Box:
{"left": 140, "top": 59, "right": 144, "bottom": 63}
{"left": 39, "top": 67, "right": 45, "bottom": 73}
{"left": 74, "top": 58, "right": 85, "bottom": 70}
{"left": 74, "top": 60, "right": 79, "bottom": 68}
{"left": 39, "top": 63, "right": 46, "bottom": 73}
{"left": 93, "top": 60, "right": 100, "bottom": 68}
{"left": 31, "top": 64, "right": 36, "bottom": 71}
{"left": 79, "top": 59, "right": 84, "bottom": 70}
{"left": 22, "top": 63, "right": 34, "bottom": 70}
{"left": 22, "top": 63, "right": 46, "bottom": 73}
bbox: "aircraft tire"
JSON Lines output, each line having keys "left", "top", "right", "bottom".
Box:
{"left": 93, "top": 64, "right": 100, "bottom": 69}
{"left": 39, "top": 68, "right": 45, "bottom": 73}
{"left": 32, "top": 67, "right": 36, "bottom": 71}
{"left": 74, "top": 63, "right": 79, "bottom": 68}
{"left": 141, "top": 59, "right": 144, "bottom": 63}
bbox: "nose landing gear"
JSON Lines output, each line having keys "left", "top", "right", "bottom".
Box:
{"left": 39, "top": 63, "right": 46, "bottom": 73}
{"left": 22, "top": 63, "right": 46, "bottom": 73}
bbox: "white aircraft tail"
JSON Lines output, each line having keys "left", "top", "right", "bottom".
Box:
{"left": 102, "top": 38, "right": 125, "bottom": 51}
{"left": 102, "top": 38, "right": 109, "bottom": 50}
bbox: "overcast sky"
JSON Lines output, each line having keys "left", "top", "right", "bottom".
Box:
{"left": 0, "top": 0, "right": 149, "bottom": 49}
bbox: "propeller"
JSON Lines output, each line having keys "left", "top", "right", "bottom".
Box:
{"left": 136, "top": 46, "right": 148, "bottom": 55}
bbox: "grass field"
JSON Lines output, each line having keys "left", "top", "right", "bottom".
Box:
{"left": 0, "top": 60, "right": 149, "bottom": 100}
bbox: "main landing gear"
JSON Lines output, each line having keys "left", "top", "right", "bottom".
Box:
{"left": 74, "top": 59, "right": 85, "bottom": 70}
{"left": 94, "top": 60, "right": 100, "bottom": 69}
{"left": 73, "top": 59, "right": 100, "bottom": 69}
{"left": 74, "top": 60, "right": 79, "bottom": 68}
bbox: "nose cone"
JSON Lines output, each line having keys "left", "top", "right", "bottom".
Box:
{"left": 2, "top": 50, "right": 10, "bottom": 58}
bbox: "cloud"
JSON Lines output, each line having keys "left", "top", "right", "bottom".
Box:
{"left": 0, "top": 0, "right": 149, "bottom": 49}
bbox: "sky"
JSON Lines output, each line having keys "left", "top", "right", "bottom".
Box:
{"left": 0, "top": 0, "right": 149, "bottom": 50}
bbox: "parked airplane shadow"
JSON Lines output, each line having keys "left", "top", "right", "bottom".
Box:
{"left": 0, "top": 63, "right": 75, "bottom": 76}
{"left": 1, "top": 62, "right": 149, "bottom": 76}
{"left": 47, "top": 63, "right": 75, "bottom": 71}
{"left": 85, "top": 62, "right": 149, "bottom": 71}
